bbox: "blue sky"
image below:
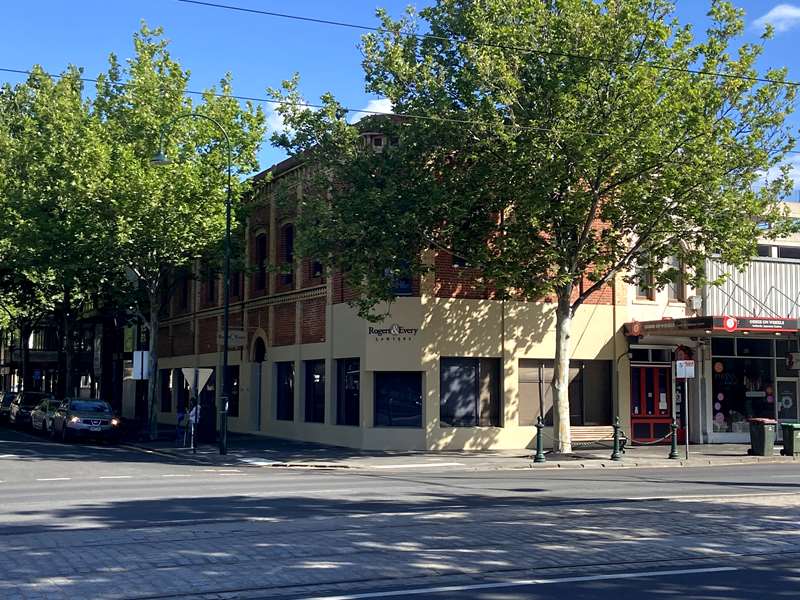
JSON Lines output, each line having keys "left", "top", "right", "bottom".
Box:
{"left": 2, "top": 1, "right": 799, "bottom": 193}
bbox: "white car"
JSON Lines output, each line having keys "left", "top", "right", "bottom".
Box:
{"left": 30, "top": 398, "right": 62, "bottom": 435}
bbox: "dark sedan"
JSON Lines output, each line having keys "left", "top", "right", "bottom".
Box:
{"left": 0, "top": 391, "right": 16, "bottom": 422}
{"left": 9, "top": 391, "right": 53, "bottom": 428}
{"left": 50, "top": 399, "right": 120, "bottom": 442}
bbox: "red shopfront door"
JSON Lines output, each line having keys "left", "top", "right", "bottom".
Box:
{"left": 631, "top": 365, "right": 683, "bottom": 443}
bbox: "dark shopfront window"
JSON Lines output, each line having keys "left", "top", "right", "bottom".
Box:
{"left": 337, "top": 358, "right": 360, "bottom": 426}
{"left": 225, "top": 365, "right": 240, "bottom": 418}
{"left": 518, "top": 359, "right": 612, "bottom": 427}
{"left": 276, "top": 362, "right": 294, "bottom": 421}
{"left": 711, "top": 337, "right": 798, "bottom": 433}
{"left": 374, "top": 372, "right": 422, "bottom": 427}
{"left": 160, "top": 369, "right": 172, "bottom": 413}
{"left": 304, "top": 360, "right": 325, "bottom": 423}
{"left": 440, "top": 358, "right": 500, "bottom": 427}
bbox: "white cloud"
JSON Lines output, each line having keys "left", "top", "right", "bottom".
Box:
{"left": 266, "top": 106, "right": 288, "bottom": 135}
{"left": 351, "top": 98, "right": 394, "bottom": 123}
{"left": 753, "top": 4, "right": 800, "bottom": 33}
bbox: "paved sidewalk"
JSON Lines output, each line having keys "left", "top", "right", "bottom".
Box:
{"left": 123, "top": 430, "right": 800, "bottom": 471}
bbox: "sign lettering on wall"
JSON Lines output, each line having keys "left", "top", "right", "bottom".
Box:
{"left": 368, "top": 323, "right": 419, "bottom": 342}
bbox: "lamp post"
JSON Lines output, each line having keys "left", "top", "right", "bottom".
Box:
{"left": 152, "top": 112, "right": 232, "bottom": 455}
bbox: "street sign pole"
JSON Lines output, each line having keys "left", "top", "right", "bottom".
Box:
{"left": 685, "top": 378, "right": 690, "bottom": 461}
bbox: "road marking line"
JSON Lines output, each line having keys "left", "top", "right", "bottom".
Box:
{"left": 98, "top": 476, "right": 133, "bottom": 479}
{"left": 370, "top": 462, "right": 465, "bottom": 469}
{"left": 202, "top": 468, "right": 241, "bottom": 472}
{"left": 35, "top": 478, "right": 71, "bottom": 482}
{"left": 297, "top": 566, "right": 738, "bottom": 600}
{"left": 161, "top": 474, "right": 192, "bottom": 477}
{"left": 0, "top": 454, "right": 17, "bottom": 458}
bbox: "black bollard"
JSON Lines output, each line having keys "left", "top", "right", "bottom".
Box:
{"left": 611, "top": 416, "right": 622, "bottom": 461}
{"left": 668, "top": 418, "right": 679, "bottom": 459}
{"left": 534, "top": 416, "right": 546, "bottom": 463}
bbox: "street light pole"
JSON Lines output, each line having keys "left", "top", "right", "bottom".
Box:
{"left": 153, "top": 112, "right": 232, "bottom": 455}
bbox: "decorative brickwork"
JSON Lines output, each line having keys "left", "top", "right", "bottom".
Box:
{"left": 273, "top": 302, "right": 296, "bottom": 346}
{"left": 301, "top": 297, "right": 326, "bottom": 344}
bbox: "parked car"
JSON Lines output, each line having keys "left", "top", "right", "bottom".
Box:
{"left": 30, "top": 398, "right": 62, "bottom": 435}
{"left": 0, "top": 391, "right": 16, "bottom": 422}
{"left": 9, "top": 391, "right": 53, "bottom": 428}
{"left": 50, "top": 398, "right": 120, "bottom": 443}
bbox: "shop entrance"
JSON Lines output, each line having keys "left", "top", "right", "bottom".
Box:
{"left": 630, "top": 365, "right": 683, "bottom": 443}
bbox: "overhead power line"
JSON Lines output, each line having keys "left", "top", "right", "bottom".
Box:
{"left": 178, "top": 0, "right": 800, "bottom": 88}
{"left": 0, "top": 66, "right": 606, "bottom": 137}
{"left": 1, "top": 66, "right": 797, "bottom": 152}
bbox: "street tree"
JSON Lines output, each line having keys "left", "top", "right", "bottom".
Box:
{"left": 95, "top": 25, "right": 265, "bottom": 437}
{"left": 0, "top": 67, "right": 113, "bottom": 392}
{"left": 271, "top": 0, "right": 797, "bottom": 451}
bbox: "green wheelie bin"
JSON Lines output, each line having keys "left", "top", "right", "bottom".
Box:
{"left": 747, "top": 418, "right": 777, "bottom": 456}
{"left": 780, "top": 422, "right": 800, "bottom": 457}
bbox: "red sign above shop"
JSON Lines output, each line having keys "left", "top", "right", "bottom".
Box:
{"left": 721, "top": 315, "right": 738, "bottom": 333}
{"left": 712, "top": 316, "right": 799, "bottom": 333}
{"left": 625, "top": 316, "right": 800, "bottom": 337}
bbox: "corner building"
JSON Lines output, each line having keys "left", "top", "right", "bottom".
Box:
{"left": 146, "top": 153, "right": 702, "bottom": 451}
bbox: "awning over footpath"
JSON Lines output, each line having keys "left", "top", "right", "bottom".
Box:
{"left": 625, "top": 316, "right": 800, "bottom": 338}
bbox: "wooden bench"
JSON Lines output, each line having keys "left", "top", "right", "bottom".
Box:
{"left": 570, "top": 426, "right": 627, "bottom": 452}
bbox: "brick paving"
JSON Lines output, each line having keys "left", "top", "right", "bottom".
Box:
{"left": 2, "top": 492, "right": 799, "bottom": 599}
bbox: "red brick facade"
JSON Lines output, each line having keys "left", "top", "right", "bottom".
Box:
{"left": 332, "top": 272, "right": 359, "bottom": 304}
{"left": 157, "top": 326, "right": 170, "bottom": 358}
{"left": 433, "top": 251, "right": 493, "bottom": 300}
{"left": 157, "top": 166, "right": 621, "bottom": 360}
{"left": 171, "top": 322, "right": 193, "bottom": 356}
{"left": 274, "top": 222, "right": 295, "bottom": 294}
{"left": 301, "top": 257, "right": 325, "bottom": 288}
{"left": 273, "top": 302, "right": 296, "bottom": 346}
{"left": 198, "top": 317, "right": 217, "bottom": 354}
{"left": 301, "top": 297, "right": 326, "bottom": 344}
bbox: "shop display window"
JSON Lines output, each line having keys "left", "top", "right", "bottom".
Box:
{"left": 712, "top": 357, "right": 775, "bottom": 433}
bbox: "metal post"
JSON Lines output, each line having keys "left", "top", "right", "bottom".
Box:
{"left": 219, "top": 143, "right": 232, "bottom": 456}
{"left": 684, "top": 379, "right": 690, "bottom": 461}
{"left": 152, "top": 112, "right": 233, "bottom": 456}
{"left": 534, "top": 416, "right": 546, "bottom": 463}
{"left": 611, "top": 416, "right": 622, "bottom": 461}
{"left": 669, "top": 417, "right": 679, "bottom": 459}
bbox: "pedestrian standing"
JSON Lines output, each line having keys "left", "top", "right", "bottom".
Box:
{"left": 188, "top": 398, "right": 200, "bottom": 453}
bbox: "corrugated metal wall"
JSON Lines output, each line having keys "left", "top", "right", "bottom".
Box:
{"left": 705, "top": 258, "right": 800, "bottom": 318}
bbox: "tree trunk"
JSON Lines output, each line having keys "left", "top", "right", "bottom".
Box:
{"left": 21, "top": 323, "right": 32, "bottom": 391}
{"left": 552, "top": 288, "right": 574, "bottom": 454}
{"left": 63, "top": 288, "right": 75, "bottom": 397}
{"left": 147, "top": 298, "right": 160, "bottom": 441}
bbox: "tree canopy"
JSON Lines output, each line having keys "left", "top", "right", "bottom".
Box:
{"left": 271, "top": 0, "right": 797, "bottom": 451}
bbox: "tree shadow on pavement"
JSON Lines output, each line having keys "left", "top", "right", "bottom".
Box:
{"left": 1, "top": 483, "right": 799, "bottom": 600}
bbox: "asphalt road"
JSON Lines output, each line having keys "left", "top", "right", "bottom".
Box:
{"left": 1, "top": 423, "right": 799, "bottom": 600}
{"left": 281, "top": 556, "right": 800, "bottom": 600}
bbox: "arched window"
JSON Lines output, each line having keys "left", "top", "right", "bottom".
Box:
{"left": 280, "top": 224, "right": 295, "bottom": 286}
{"left": 253, "top": 232, "right": 268, "bottom": 292}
